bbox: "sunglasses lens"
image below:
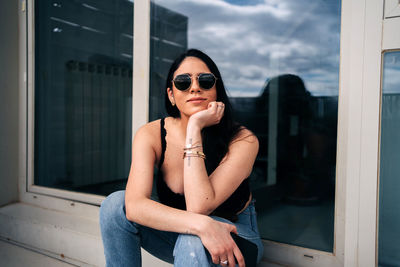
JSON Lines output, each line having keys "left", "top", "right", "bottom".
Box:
{"left": 173, "top": 74, "right": 191, "bottom": 91}
{"left": 198, "top": 73, "right": 216, "bottom": 89}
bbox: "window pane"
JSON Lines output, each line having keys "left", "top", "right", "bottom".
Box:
{"left": 149, "top": 0, "right": 340, "bottom": 252}
{"left": 378, "top": 51, "right": 400, "bottom": 267}
{"left": 34, "top": 0, "right": 133, "bottom": 195}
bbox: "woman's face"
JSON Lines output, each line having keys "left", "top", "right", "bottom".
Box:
{"left": 168, "top": 56, "right": 218, "bottom": 117}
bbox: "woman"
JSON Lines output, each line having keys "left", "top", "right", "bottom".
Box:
{"left": 100, "top": 49, "right": 263, "bottom": 267}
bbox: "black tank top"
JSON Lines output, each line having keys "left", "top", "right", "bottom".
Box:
{"left": 156, "top": 118, "right": 251, "bottom": 222}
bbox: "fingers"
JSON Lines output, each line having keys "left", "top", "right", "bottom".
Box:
{"left": 233, "top": 245, "right": 246, "bottom": 267}
{"left": 208, "top": 101, "right": 224, "bottom": 110}
{"left": 227, "top": 252, "right": 236, "bottom": 267}
{"left": 219, "top": 257, "right": 229, "bottom": 266}
{"left": 205, "top": 101, "right": 224, "bottom": 124}
{"left": 216, "top": 103, "right": 224, "bottom": 117}
{"left": 211, "top": 254, "right": 220, "bottom": 265}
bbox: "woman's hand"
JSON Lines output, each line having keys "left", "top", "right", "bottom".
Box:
{"left": 188, "top": 101, "right": 225, "bottom": 130}
{"left": 197, "top": 217, "right": 245, "bottom": 267}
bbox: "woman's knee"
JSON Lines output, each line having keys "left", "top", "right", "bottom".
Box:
{"left": 99, "top": 190, "right": 126, "bottom": 229}
{"left": 173, "top": 234, "right": 207, "bottom": 260}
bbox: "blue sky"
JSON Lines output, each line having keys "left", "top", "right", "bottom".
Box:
{"left": 155, "top": 0, "right": 342, "bottom": 97}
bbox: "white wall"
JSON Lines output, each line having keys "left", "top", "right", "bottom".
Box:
{"left": 0, "top": 0, "right": 19, "bottom": 206}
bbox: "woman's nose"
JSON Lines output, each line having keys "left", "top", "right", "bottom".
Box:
{"left": 190, "top": 77, "right": 201, "bottom": 92}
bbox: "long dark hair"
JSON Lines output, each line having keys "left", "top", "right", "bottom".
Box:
{"left": 165, "top": 49, "right": 242, "bottom": 174}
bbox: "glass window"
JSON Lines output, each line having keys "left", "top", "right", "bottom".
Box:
{"left": 378, "top": 51, "right": 400, "bottom": 266}
{"left": 149, "top": 0, "right": 340, "bottom": 252}
{"left": 34, "top": 0, "right": 133, "bottom": 196}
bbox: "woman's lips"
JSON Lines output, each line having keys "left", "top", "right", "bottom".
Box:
{"left": 187, "top": 97, "right": 207, "bottom": 104}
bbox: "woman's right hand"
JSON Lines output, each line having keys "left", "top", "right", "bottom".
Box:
{"left": 188, "top": 101, "right": 225, "bottom": 130}
{"left": 197, "top": 217, "right": 245, "bottom": 267}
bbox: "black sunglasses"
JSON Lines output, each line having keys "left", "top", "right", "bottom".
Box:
{"left": 172, "top": 73, "right": 217, "bottom": 91}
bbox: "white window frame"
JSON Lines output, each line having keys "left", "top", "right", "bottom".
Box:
{"left": 21, "top": 0, "right": 149, "bottom": 208}
{"left": 376, "top": 1, "right": 400, "bottom": 266}
{"left": 18, "top": 0, "right": 390, "bottom": 266}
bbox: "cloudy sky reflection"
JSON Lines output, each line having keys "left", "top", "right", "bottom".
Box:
{"left": 154, "top": 0, "right": 341, "bottom": 97}
{"left": 383, "top": 52, "right": 400, "bottom": 94}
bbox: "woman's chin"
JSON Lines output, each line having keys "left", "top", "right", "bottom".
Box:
{"left": 180, "top": 107, "right": 207, "bottom": 117}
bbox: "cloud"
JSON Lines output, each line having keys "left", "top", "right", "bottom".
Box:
{"left": 154, "top": 0, "right": 341, "bottom": 96}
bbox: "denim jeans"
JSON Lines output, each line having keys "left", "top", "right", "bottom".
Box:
{"left": 100, "top": 190, "right": 263, "bottom": 267}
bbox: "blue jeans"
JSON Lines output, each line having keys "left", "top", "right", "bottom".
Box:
{"left": 100, "top": 191, "right": 263, "bottom": 267}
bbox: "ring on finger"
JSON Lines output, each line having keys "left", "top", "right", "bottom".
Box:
{"left": 220, "top": 259, "right": 228, "bottom": 265}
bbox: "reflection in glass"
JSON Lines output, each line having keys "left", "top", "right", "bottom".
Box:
{"left": 150, "top": 0, "right": 340, "bottom": 252}
{"left": 34, "top": 1, "right": 133, "bottom": 195}
{"left": 378, "top": 51, "right": 400, "bottom": 267}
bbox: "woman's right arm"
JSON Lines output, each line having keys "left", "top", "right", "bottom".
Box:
{"left": 124, "top": 123, "right": 245, "bottom": 267}
{"left": 124, "top": 122, "right": 201, "bottom": 233}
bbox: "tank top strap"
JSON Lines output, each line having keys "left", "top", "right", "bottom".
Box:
{"left": 158, "top": 118, "right": 167, "bottom": 169}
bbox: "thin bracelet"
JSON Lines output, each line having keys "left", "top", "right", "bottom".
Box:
{"left": 183, "top": 150, "right": 206, "bottom": 159}
{"left": 184, "top": 154, "right": 206, "bottom": 160}
{"left": 184, "top": 142, "right": 202, "bottom": 150}
{"left": 183, "top": 145, "right": 202, "bottom": 151}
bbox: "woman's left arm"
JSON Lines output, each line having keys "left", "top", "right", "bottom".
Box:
{"left": 183, "top": 102, "right": 259, "bottom": 215}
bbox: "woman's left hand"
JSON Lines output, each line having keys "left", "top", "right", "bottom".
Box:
{"left": 188, "top": 101, "right": 225, "bottom": 130}
{"left": 197, "top": 216, "right": 245, "bottom": 267}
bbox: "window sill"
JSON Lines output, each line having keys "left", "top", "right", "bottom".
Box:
{"left": 0, "top": 202, "right": 171, "bottom": 266}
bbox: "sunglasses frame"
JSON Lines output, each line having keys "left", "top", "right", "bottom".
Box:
{"left": 172, "top": 73, "right": 218, "bottom": 91}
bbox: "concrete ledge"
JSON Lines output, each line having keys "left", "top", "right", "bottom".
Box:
{"left": 0, "top": 202, "right": 103, "bottom": 266}
{"left": 0, "top": 202, "right": 172, "bottom": 267}
{"left": 0, "top": 239, "right": 74, "bottom": 267}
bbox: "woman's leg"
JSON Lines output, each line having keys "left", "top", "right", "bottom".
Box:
{"left": 173, "top": 200, "right": 263, "bottom": 267}
{"left": 99, "top": 190, "right": 178, "bottom": 267}
{"left": 233, "top": 199, "right": 264, "bottom": 263}
{"left": 174, "top": 233, "right": 218, "bottom": 267}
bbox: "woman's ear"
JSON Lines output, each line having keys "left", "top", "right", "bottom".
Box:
{"left": 167, "top": 87, "right": 175, "bottom": 106}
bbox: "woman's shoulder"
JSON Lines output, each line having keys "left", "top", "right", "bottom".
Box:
{"left": 134, "top": 118, "right": 163, "bottom": 141}
{"left": 231, "top": 126, "right": 259, "bottom": 146}
{"left": 135, "top": 117, "right": 177, "bottom": 136}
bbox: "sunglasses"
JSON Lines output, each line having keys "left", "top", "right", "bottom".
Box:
{"left": 172, "top": 73, "right": 217, "bottom": 91}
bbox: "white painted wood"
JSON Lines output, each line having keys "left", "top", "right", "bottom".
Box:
{"left": 0, "top": 240, "right": 74, "bottom": 267}
{"left": 383, "top": 17, "right": 400, "bottom": 50}
{"left": 337, "top": 0, "right": 390, "bottom": 266}
{"left": 261, "top": 240, "right": 338, "bottom": 267}
{"left": 132, "top": 0, "right": 151, "bottom": 135}
{"left": 18, "top": 0, "right": 28, "bottom": 201}
{"left": 0, "top": 202, "right": 172, "bottom": 267}
{"left": 358, "top": 1, "right": 384, "bottom": 267}
{"left": 0, "top": 203, "right": 105, "bottom": 266}
{"left": 333, "top": 3, "right": 359, "bottom": 261}
{"left": 26, "top": 0, "right": 34, "bottom": 197}
{"left": 28, "top": 185, "right": 105, "bottom": 206}
{"left": 384, "top": 0, "right": 400, "bottom": 18}
{"left": 19, "top": 189, "right": 101, "bottom": 218}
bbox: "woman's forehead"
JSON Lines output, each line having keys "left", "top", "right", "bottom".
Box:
{"left": 174, "top": 56, "right": 210, "bottom": 75}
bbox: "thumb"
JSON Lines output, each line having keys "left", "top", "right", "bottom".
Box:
{"left": 229, "top": 224, "right": 238, "bottom": 235}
